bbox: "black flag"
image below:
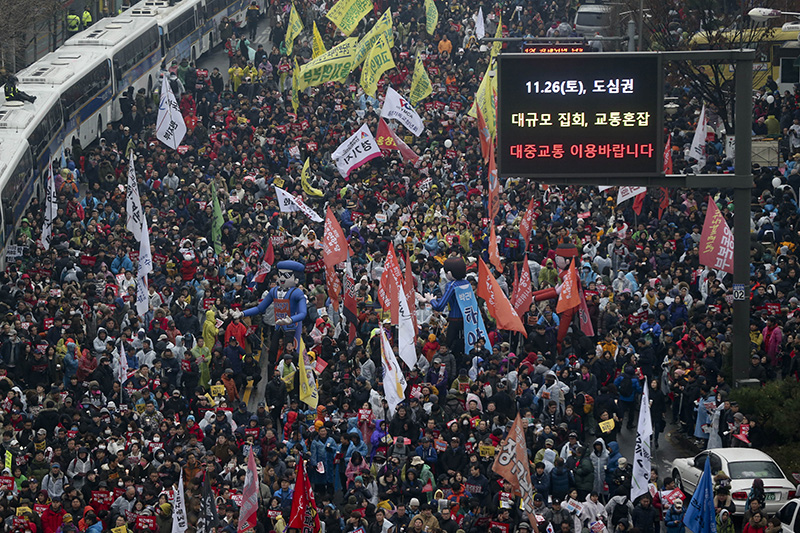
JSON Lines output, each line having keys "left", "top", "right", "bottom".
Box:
{"left": 196, "top": 472, "right": 220, "bottom": 533}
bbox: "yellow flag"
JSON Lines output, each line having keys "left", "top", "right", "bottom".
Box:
{"left": 424, "top": 0, "right": 438, "bottom": 35}
{"left": 299, "top": 37, "right": 358, "bottom": 90}
{"left": 491, "top": 15, "right": 503, "bottom": 58}
{"left": 410, "top": 57, "right": 432, "bottom": 106}
{"left": 469, "top": 61, "right": 496, "bottom": 136}
{"left": 291, "top": 58, "right": 301, "bottom": 113}
{"left": 360, "top": 32, "right": 395, "bottom": 97}
{"left": 301, "top": 158, "right": 323, "bottom": 197}
{"left": 298, "top": 338, "right": 319, "bottom": 409}
{"left": 326, "top": 0, "right": 372, "bottom": 36}
{"left": 354, "top": 9, "right": 394, "bottom": 67}
{"left": 285, "top": 3, "right": 304, "bottom": 56}
{"left": 312, "top": 22, "right": 327, "bottom": 59}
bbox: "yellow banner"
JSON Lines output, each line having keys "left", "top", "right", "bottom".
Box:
{"left": 410, "top": 57, "right": 432, "bottom": 106}
{"left": 285, "top": 3, "right": 304, "bottom": 56}
{"left": 210, "top": 384, "right": 225, "bottom": 396}
{"left": 299, "top": 37, "right": 358, "bottom": 90}
{"left": 112, "top": 526, "right": 128, "bottom": 533}
{"left": 301, "top": 158, "right": 323, "bottom": 197}
{"left": 360, "top": 32, "right": 395, "bottom": 97}
{"left": 291, "top": 58, "right": 300, "bottom": 114}
{"left": 353, "top": 9, "right": 394, "bottom": 67}
{"left": 298, "top": 339, "right": 319, "bottom": 409}
{"left": 326, "top": 0, "right": 372, "bottom": 36}
{"left": 312, "top": 22, "right": 327, "bottom": 59}
{"left": 425, "top": 0, "right": 438, "bottom": 35}
{"left": 4, "top": 450, "right": 11, "bottom": 471}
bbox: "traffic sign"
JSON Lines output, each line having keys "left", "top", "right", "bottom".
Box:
{"left": 733, "top": 283, "right": 746, "bottom": 301}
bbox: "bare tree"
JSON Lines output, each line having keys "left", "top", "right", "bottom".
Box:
{"left": 0, "top": 0, "right": 64, "bottom": 73}
{"left": 631, "top": 0, "right": 780, "bottom": 131}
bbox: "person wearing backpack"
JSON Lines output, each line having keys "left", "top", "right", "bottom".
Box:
{"left": 614, "top": 366, "right": 642, "bottom": 430}
{"left": 605, "top": 487, "right": 634, "bottom": 528}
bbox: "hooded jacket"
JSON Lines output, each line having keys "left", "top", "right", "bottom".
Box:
{"left": 67, "top": 448, "right": 94, "bottom": 489}
{"left": 589, "top": 437, "right": 609, "bottom": 494}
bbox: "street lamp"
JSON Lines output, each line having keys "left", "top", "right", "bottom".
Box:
{"left": 747, "top": 8, "right": 800, "bottom": 22}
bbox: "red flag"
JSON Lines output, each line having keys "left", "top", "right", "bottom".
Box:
{"left": 556, "top": 260, "right": 581, "bottom": 313}
{"left": 633, "top": 192, "right": 645, "bottom": 215}
{"left": 378, "top": 243, "right": 404, "bottom": 324}
{"left": 658, "top": 187, "right": 671, "bottom": 219}
{"left": 477, "top": 105, "right": 492, "bottom": 163}
{"left": 577, "top": 286, "right": 595, "bottom": 337}
{"left": 487, "top": 138, "right": 499, "bottom": 221}
{"left": 519, "top": 196, "right": 535, "bottom": 251}
{"left": 477, "top": 258, "right": 526, "bottom": 336}
{"left": 376, "top": 118, "right": 420, "bottom": 163}
{"left": 663, "top": 134, "right": 673, "bottom": 175}
{"left": 288, "top": 456, "right": 321, "bottom": 532}
{"left": 488, "top": 224, "right": 503, "bottom": 273}
{"left": 698, "top": 196, "right": 734, "bottom": 274}
{"left": 237, "top": 447, "right": 258, "bottom": 533}
{"left": 325, "top": 263, "right": 341, "bottom": 311}
{"left": 253, "top": 239, "right": 274, "bottom": 284}
{"left": 510, "top": 263, "right": 533, "bottom": 318}
{"left": 323, "top": 207, "right": 348, "bottom": 268}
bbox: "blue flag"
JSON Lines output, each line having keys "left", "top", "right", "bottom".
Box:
{"left": 453, "top": 283, "right": 491, "bottom": 355}
{"left": 683, "top": 457, "right": 717, "bottom": 533}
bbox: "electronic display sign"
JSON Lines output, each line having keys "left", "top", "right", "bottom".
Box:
{"left": 497, "top": 53, "right": 662, "bottom": 178}
{"left": 522, "top": 44, "right": 588, "bottom": 54}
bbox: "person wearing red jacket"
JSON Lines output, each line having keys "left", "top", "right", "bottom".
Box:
{"left": 225, "top": 316, "right": 248, "bottom": 348}
{"left": 41, "top": 499, "right": 67, "bottom": 533}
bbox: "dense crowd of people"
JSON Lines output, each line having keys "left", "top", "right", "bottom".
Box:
{"left": 3, "top": 0, "right": 800, "bottom": 532}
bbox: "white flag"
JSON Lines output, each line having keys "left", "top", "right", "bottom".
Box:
{"left": 126, "top": 157, "right": 143, "bottom": 240}
{"left": 598, "top": 186, "right": 612, "bottom": 192}
{"left": 475, "top": 7, "right": 486, "bottom": 39}
{"left": 41, "top": 163, "right": 57, "bottom": 250}
{"left": 379, "top": 327, "right": 407, "bottom": 417}
{"left": 617, "top": 186, "right": 646, "bottom": 205}
{"left": 631, "top": 384, "right": 652, "bottom": 502}
{"left": 397, "top": 289, "right": 417, "bottom": 370}
{"left": 331, "top": 123, "right": 382, "bottom": 178}
{"left": 117, "top": 341, "right": 129, "bottom": 384}
{"left": 156, "top": 74, "right": 187, "bottom": 150}
{"left": 689, "top": 104, "right": 707, "bottom": 167}
{"left": 380, "top": 87, "right": 425, "bottom": 136}
{"left": 138, "top": 215, "right": 153, "bottom": 277}
{"left": 135, "top": 272, "right": 149, "bottom": 318}
{"left": 274, "top": 185, "right": 323, "bottom": 222}
{"left": 172, "top": 468, "right": 188, "bottom": 533}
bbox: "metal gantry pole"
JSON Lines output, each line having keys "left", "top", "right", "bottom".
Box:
{"left": 732, "top": 51, "right": 754, "bottom": 384}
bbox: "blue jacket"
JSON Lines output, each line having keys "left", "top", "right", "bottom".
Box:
{"left": 614, "top": 372, "right": 642, "bottom": 403}
{"left": 309, "top": 435, "right": 339, "bottom": 485}
{"left": 415, "top": 444, "right": 438, "bottom": 466}
{"left": 549, "top": 465, "right": 571, "bottom": 499}
{"left": 110, "top": 254, "right": 134, "bottom": 274}
{"left": 532, "top": 470, "right": 550, "bottom": 499}
{"left": 664, "top": 506, "right": 685, "bottom": 533}
{"left": 606, "top": 441, "right": 622, "bottom": 486}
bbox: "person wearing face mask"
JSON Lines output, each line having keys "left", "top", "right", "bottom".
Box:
{"left": 66, "top": 447, "right": 93, "bottom": 490}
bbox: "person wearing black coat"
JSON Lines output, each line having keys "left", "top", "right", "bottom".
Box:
{"left": 631, "top": 494, "right": 659, "bottom": 533}
{"left": 648, "top": 379, "right": 667, "bottom": 448}
{"left": 439, "top": 436, "right": 466, "bottom": 477}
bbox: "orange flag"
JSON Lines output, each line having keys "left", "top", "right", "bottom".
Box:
{"left": 493, "top": 414, "right": 540, "bottom": 533}
{"left": 556, "top": 260, "right": 581, "bottom": 313}
{"left": 378, "top": 243, "right": 404, "bottom": 324}
{"left": 487, "top": 137, "right": 499, "bottom": 222}
{"left": 510, "top": 262, "right": 533, "bottom": 318}
{"left": 488, "top": 224, "right": 503, "bottom": 273}
{"left": 326, "top": 263, "right": 341, "bottom": 311}
{"left": 477, "top": 258, "right": 526, "bottom": 336}
{"left": 323, "top": 207, "right": 348, "bottom": 268}
{"left": 403, "top": 251, "right": 418, "bottom": 331}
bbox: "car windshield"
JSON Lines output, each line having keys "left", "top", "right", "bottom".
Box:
{"left": 576, "top": 12, "right": 610, "bottom": 26}
{"left": 727, "top": 461, "right": 784, "bottom": 480}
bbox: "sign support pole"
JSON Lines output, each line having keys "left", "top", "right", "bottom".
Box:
{"left": 732, "top": 52, "right": 753, "bottom": 384}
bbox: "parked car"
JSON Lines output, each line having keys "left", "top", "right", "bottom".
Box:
{"left": 777, "top": 498, "right": 800, "bottom": 533}
{"left": 670, "top": 449, "right": 796, "bottom": 515}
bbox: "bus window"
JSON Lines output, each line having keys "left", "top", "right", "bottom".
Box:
{"left": 27, "top": 103, "right": 64, "bottom": 169}
{"left": 167, "top": 9, "right": 198, "bottom": 48}
{"left": 781, "top": 58, "right": 800, "bottom": 85}
{"left": 113, "top": 25, "right": 159, "bottom": 87}
{"left": 60, "top": 60, "right": 112, "bottom": 119}
{"left": 2, "top": 149, "right": 33, "bottom": 241}
{"left": 206, "top": 0, "right": 231, "bottom": 17}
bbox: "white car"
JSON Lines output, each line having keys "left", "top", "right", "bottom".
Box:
{"left": 670, "top": 448, "right": 796, "bottom": 515}
{"left": 777, "top": 498, "right": 800, "bottom": 533}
